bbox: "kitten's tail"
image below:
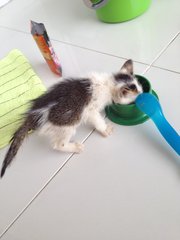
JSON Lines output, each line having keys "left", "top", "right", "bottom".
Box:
{"left": 1, "top": 113, "right": 40, "bottom": 178}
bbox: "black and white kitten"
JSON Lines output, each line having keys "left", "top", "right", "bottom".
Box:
{"left": 1, "top": 59, "right": 142, "bottom": 177}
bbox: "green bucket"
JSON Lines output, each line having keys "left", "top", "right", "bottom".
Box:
{"left": 84, "top": 0, "right": 152, "bottom": 23}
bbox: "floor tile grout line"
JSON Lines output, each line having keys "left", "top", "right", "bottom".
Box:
{"left": 0, "top": 129, "right": 95, "bottom": 239}
{"left": 148, "top": 65, "right": 180, "bottom": 75}
{"left": 0, "top": 25, "right": 29, "bottom": 35}
{"left": 0, "top": 25, "right": 180, "bottom": 74}
{"left": 141, "top": 31, "right": 180, "bottom": 75}
{"left": 50, "top": 38, "right": 150, "bottom": 66}
{"left": 0, "top": 25, "right": 149, "bottom": 67}
{"left": 0, "top": 155, "right": 76, "bottom": 238}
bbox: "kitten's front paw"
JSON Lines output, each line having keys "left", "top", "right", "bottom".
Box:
{"left": 101, "top": 124, "right": 113, "bottom": 137}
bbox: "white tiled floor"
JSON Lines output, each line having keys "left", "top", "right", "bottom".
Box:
{"left": 0, "top": 0, "right": 180, "bottom": 239}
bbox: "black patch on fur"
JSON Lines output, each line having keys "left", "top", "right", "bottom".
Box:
{"left": 114, "top": 73, "right": 133, "bottom": 83}
{"left": 31, "top": 78, "right": 92, "bottom": 126}
{"left": 128, "top": 84, "right": 137, "bottom": 91}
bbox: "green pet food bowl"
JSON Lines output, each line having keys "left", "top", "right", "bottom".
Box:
{"left": 105, "top": 75, "right": 158, "bottom": 126}
{"left": 83, "top": 0, "right": 152, "bottom": 23}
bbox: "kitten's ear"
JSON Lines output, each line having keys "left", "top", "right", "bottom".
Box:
{"left": 120, "top": 59, "right": 133, "bottom": 75}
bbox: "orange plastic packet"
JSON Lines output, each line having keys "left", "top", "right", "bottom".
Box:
{"left": 31, "top": 20, "right": 62, "bottom": 76}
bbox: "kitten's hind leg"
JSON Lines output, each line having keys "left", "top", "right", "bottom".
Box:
{"left": 52, "top": 126, "right": 84, "bottom": 154}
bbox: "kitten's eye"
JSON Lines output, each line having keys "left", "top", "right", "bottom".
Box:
{"left": 129, "top": 84, "right": 136, "bottom": 91}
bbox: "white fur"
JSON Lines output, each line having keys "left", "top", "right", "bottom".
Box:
{"left": 39, "top": 122, "right": 83, "bottom": 153}
{"left": 82, "top": 72, "right": 114, "bottom": 120}
{"left": 114, "top": 78, "right": 143, "bottom": 105}
{"left": 38, "top": 70, "right": 142, "bottom": 153}
{"left": 39, "top": 72, "right": 114, "bottom": 153}
{"left": 29, "top": 104, "right": 55, "bottom": 126}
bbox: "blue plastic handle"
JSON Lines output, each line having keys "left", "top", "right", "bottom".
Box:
{"left": 135, "top": 93, "right": 180, "bottom": 156}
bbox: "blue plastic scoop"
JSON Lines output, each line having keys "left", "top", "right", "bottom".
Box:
{"left": 135, "top": 93, "right": 180, "bottom": 156}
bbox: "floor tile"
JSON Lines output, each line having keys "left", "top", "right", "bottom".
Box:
{"left": 153, "top": 33, "right": 180, "bottom": 73}
{"left": 0, "top": 27, "right": 147, "bottom": 80}
{"left": 1, "top": 0, "right": 180, "bottom": 237}
{"left": 0, "top": 26, "right": 147, "bottom": 234}
{"left": 0, "top": 0, "right": 179, "bottom": 64}
{"left": 1, "top": 67, "right": 179, "bottom": 240}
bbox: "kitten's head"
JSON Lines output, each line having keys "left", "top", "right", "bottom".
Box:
{"left": 112, "top": 59, "right": 143, "bottom": 105}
